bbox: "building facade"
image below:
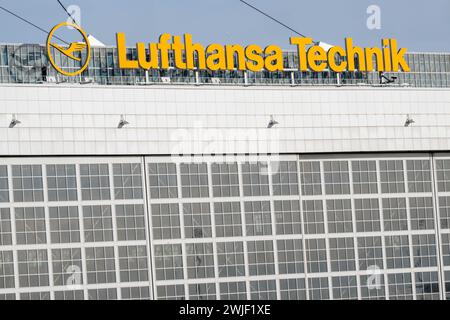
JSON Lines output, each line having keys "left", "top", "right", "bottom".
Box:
{"left": 0, "top": 45, "right": 450, "bottom": 300}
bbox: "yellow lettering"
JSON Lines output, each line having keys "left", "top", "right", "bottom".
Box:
{"left": 290, "top": 37, "right": 312, "bottom": 71}
{"left": 382, "top": 39, "right": 392, "bottom": 71}
{"left": 137, "top": 42, "right": 158, "bottom": 69}
{"left": 390, "top": 39, "right": 410, "bottom": 72}
{"left": 307, "top": 45, "right": 327, "bottom": 72}
{"left": 365, "top": 47, "right": 384, "bottom": 71}
{"left": 327, "top": 46, "right": 347, "bottom": 72}
{"left": 245, "top": 44, "right": 264, "bottom": 71}
{"left": 206, "top": 44, "right": 226, "bottom": 71}
{"left": 345, "top": 38, "right": 366, "bottom": 71}
{"left": 226, "top": 44, "right": 246, "bottom": 70}
{"left": 184, "top": 34, "right": 206, "bottom": 69}
{"left": 264, "top": 45, "right": 283, "bottom": 71}
{"left": 158, "top": 33, "right": 172, "bottom": 69}
{"left": 172, "top": 36, "right": 186, "bottom": 69}
{"left": 116, "top": 33, "right": 138, "bottom": 69}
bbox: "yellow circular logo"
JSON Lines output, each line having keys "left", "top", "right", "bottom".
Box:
{"left": 46, "top": 22, "right": 91, "bottom": 76}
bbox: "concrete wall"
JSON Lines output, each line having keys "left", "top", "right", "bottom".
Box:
{"left": 1, "top": 84, "right": 450, "bottom": 155}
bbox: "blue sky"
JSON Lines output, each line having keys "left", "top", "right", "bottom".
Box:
{"left": 0, "top": 0, "right": 449, "bottom": 52}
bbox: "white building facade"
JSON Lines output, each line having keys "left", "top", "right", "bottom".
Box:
{"left": 1, "top": 47, "right": 450, "bottom": 300}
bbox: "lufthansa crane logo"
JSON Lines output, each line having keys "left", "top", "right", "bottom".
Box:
{"left": 46, "top": 22, "right": 91, "bottom": 76}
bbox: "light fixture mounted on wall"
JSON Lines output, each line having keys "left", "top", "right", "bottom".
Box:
{"left": 117, "top": 114, "right": 129, "bottom": 129}
{"left": 404, "top": 114, "right": 415, "bottom": 127}
{"left": 267, "top": 115, "right": 279, "bottom": 128}
{"left": 9, "top": 114, "right": 21, "bottom": 128}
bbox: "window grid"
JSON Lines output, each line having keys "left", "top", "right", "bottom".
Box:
{"left": 85, "top": 246, "right": 116, "bottom": 284}
{"left": 219, "top": 281, "right": 247, "bottom": 300}
{"left": 329, "top": 238, "right": 356, "bottom": 272}
{"left": 357, "top": 236, "right": 384, "bottom": 271}
{"left": 305, "top": 238, "right": 328, "bottom": 273}
{"left": 241, "top": 162, "right": 270, "bottom": 197}
{"left": 406, "top": 160, "right": 432, "bottom": 193}
{"left": 154, "top": 244, "right": 184, "bottom": 281}
{"left": 148, "top": 163, "right": 178, "bottom": 199}
{"left": 0, "top": 165, "right": 8, "bottom": 202}
{"left": 12, "top": 165, "right": 44, "bottom": 202}
{"left": 442, "top": 233, "right": 450, "bottom": 266}
{"left": 113, "top": 163, "right": 143, "bottom": 200}
{"left": 326, "top": 199, "right": 353, "bottom": 233}
{"left": 299, "top": 161, "right": 322, "bottom": 195}
{"left": 115, "top": 204, "right": 146, "bottom": 241}
{"left": 180, "top": 163, "right": 209, "bottom": 198}
{"left": 277, "top": 239, "right": 304, "bottom": 274}
{"left": 250, "top": 279, "right": 277, "bottom": 300}
{"left": 87, "top": 288, "right": 117, "bottom": 300}
{"left": 385, "top": 235, "right": 411, "bottom": 269}
{"left": 308, "top": 277, "right": 330, "bottom": 300}
{"left": 354, "top": 198, "right": 381, "bottom": 232}
{"left": 331, "top": 276, "right": 358, "bottom": 300}
{"left": 82, "top": 205, "right": 114, "bottom": 242}
{"left": 46, "top": 164, "right": 77, "bottom": 202}
{"left": 274, "top": 200, "right": 301, "bottom": 235}
{"left": 302, "top": 200, "right": 325, "bottom": 234}
{"left": 49, "top": 206, "right": 80, "bottom": 244}
{"left": 415, "top": 271, "right": 440, "bottom": 300}
{"left": 17, "top": 249, "right": 49, "bottom": 288}
{"left": 185, "top": 242, "right": 215, "bottom": 279}
{"left": 244, "top": 201, "right": 272, "bottom": 236}
{"left": 0, "top": 208, "right": 12, "bottom": 245}
{"left": 214, "top": 202, "right": 243, "bottom": 237}
{"left": 0, "top": 251, "right": 14, "bottom": 289}
{"left": 15, "top": 207, "right": 47, "bottom": 245}
{"left": 183, "top": 203, "right": 212, "bottom": 239}
{"left": 359, "top": 274, "right": 386, "bottom": 300}
{"left": 412, "top": 234, "right": 437, "bottom": 268}
{"left": 247, "top": 240, "right": 275, "bottom": 276}
{"left": 279, "top": 278, "right": 307, "bottom": 300}
{"left": 188, "top": 283, "right": 216, "bottom": 300}
{"left": 211, "top": 163, "right": 240, "bottom": 197}
{"left": 80, "top": 164, "right": 110, "bottom": 201}
{"left": 118, "top": 245, "right": 149, "bottom": 282}
{"left": 51, "top": 248, "right": 83, "bottom": 286}
{"left": 216, "top": 241, "right": 246, "bottom": 278}
{"left": 380, "top": 160, "right": 405, "bottom": 194}
{"left": 0, "top": 155, "right": 449, "bottom": 300}
{"left": 271, "top": 161, "right": 299, "bottom": 196}
{"left": 438, "top": 196, "right": 450, "bottom": 229}
{"left": 151, "top": 203, "right": 181, "bottom": 240}
{"left": 382, "top": 198, "right": 408, "bottom": 231}
{"left": 352, "top": 160, "right": 378, "bottom": 194}
{"left": 156, "top": 284, "right": 185, "bottom": 300}
{"left": 387, "top": 273, "right": 413, "bottom": 300}
{"left": 121, "top": 287, "right": 151, "bottom": 300}
{"left": 323, "top": 161, "right": 350, "bottom": 195}
{"left": 409, "top": 197, "right": 434, "bottom": 230}
{"left": 436, "top": 159, "right": 450, "bottom": 192}
{"left": 54, "top": 290, "right": 84, "bottom": 300}
{"left": 20, "top": 292, "right": 51, "bottom": 300}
